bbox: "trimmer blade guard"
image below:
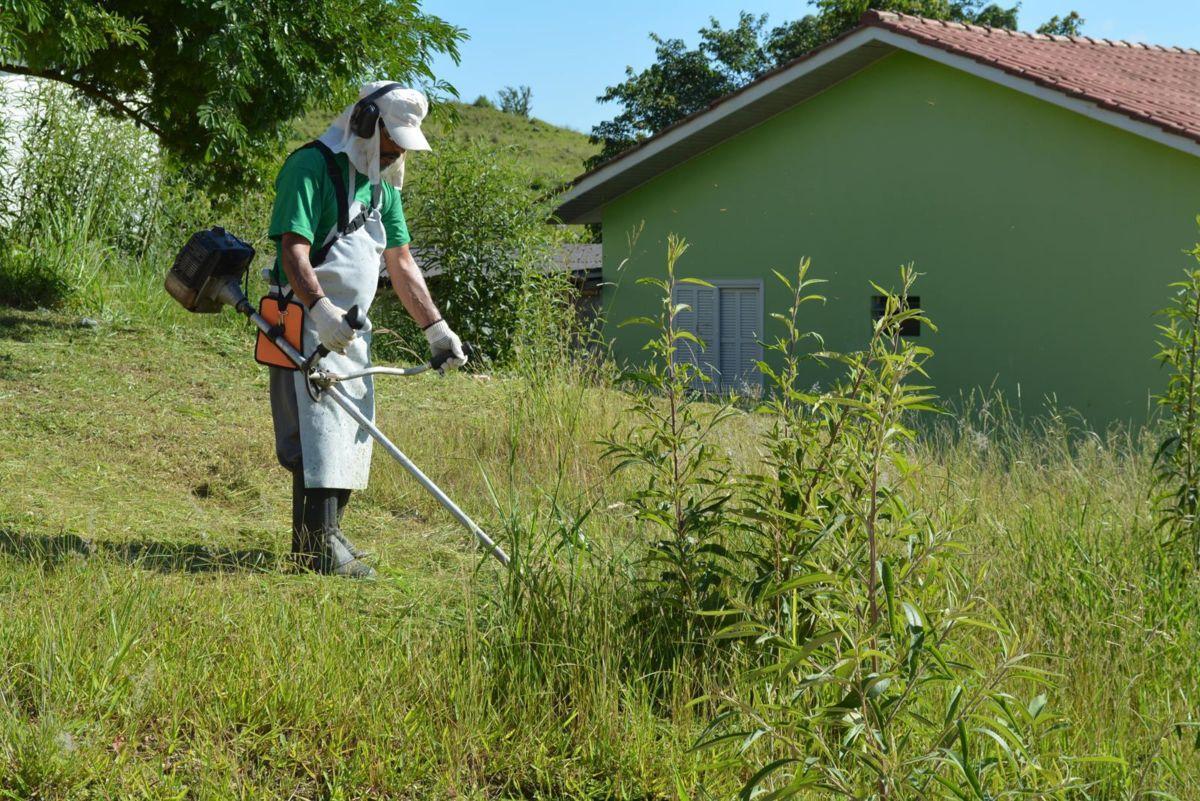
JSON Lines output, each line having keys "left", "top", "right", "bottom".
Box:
{"left": 165, "top": 227, "right": 256, "bottom": 313}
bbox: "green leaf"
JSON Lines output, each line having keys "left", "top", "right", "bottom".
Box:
{"left": 957, "top": 720, "right": 985, "bottom": 799}
{"left": 739, "top": 758, "right": 800, "bottom": 801}
{"left": 1027, "top": 693, "right": 1047, "bottom": 721}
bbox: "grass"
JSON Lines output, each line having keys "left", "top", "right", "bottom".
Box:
{"left": 291, "top": 100, "right": 599, "bottom": 194}
{"left": 0, "top": 306, "right": 707, "bottom": 799}
{"left": 4, "top": 83, "right": 1197, "bottom": 797}
{"left": 2, "top": 301, "right": 1198, "bottom": 798}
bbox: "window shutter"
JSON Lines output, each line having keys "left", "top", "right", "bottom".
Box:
{"left": 693, "top": 286, "right": 719, "bottom": 389}
{"left": 672, "top": 283, "right": 719, "bottom": 391}
{"left": 718, "top": 286, "right": 763, "bottom": 394}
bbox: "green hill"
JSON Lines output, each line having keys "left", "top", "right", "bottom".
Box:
{"left": 291, "top": 100, "right": 598, "bottom": 193}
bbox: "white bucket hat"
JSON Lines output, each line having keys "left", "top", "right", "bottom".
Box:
{"left": 317, "top": 81, "right": 431, "bottom": 190}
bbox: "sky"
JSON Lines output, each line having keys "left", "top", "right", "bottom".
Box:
{"left": 422, "top": 0, "right": 1200, "bottom": 133}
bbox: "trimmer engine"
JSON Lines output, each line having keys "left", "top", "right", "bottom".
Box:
{"left": 165, "top": 227, "right": 256, "bottom": 313}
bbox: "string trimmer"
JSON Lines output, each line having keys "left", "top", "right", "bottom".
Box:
{"left": 164, "top": 226, "right": 510, "bottom": 567}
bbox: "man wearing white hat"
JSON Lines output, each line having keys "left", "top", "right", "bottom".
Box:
{"left": 266, "top": 81, "right": 466, "bottom": 578}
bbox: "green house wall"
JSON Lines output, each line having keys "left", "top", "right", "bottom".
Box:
{"left": 599, "top": 50, "right": 1200, "bottom": 425}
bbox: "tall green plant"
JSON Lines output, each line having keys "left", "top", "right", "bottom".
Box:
{"left": 376, "top": 140, "right": 565, "bottom": 364}
{"left": 1153, "top": 236, "right": 1200, "bottom": 564}
{"left": 602, "top": 235, "right": 737, "bottom": 671}
{"left": 702, "top": 265, "right": 1106, "bottom": 798}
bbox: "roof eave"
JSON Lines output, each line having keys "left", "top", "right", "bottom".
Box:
{"left": 554, "top": 19, "right": 1200, "bottom": 226}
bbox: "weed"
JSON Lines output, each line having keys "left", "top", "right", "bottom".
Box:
{"left": 699, "top": 264, "right": 1115, "bottom": 798}
{"left": 1152, "top": 229, "right": 1200, "bottom": 564}
{"left": 602, "top": 235, "right": 739, "bottom": 678}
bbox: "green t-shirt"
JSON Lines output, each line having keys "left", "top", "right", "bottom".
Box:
{"left": 268, "top": 147, "right": 410, "bottom": 284}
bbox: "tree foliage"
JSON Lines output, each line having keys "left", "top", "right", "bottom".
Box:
{"left": 497, "top": 85, "right": 532, "bottom": 117}
{"left": 589, "top": 1, "right": 1083, "bottom": 167}
{"left": 1037, "top": 11, "right": 1086, "bottom": 36}
{"left": 0, "top": 0, "right": 463, "bottom": 191}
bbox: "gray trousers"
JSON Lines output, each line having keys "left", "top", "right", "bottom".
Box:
{"left": 269, "top": 366, "right": 304, "bottom": 474}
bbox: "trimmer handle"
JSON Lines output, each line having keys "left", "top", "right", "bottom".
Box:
{"left": 431, "top": 341, "right": 475, "bottom": 371}
{"left": 302, "top": 304, "right": 365, "bottom": 370}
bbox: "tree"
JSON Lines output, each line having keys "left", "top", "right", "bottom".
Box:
{"left": 590, "top": 13, "right": 783, "bottom": 165}
{"left": 0, "top": 0, "right": 463, "bottom": 191}
{"left": 1038, "top": 11, "right": 1086, "bottom": 36}
{"left": 497, "top": 85, "right": 532, "bottom": 117}
{"left": 589, "top": 1, "right": 1082, "bottom": 167}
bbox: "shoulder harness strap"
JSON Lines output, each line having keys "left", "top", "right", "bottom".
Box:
{"left": 293, "top": 141, "right": 382, "bottom": 268}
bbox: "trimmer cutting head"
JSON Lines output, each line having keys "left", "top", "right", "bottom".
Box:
{"left": 165, "top": 227, "right": 256, "bottom": 313}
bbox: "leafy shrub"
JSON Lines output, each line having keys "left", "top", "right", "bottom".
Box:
{"left": 1153, "top": 230, "right": 1200, "bottom": 565}
{"left": 497, "top": 85, "right": 532, "bottom": 117}
{"left": 471, "top": 94, "right": 496, "bottom": 109}
{"left": 375, "top": 140, "right": 566, "bottom": 365}
{"left": 0, "top": 82, "right": 158, "bottom": 307}
{"left": 602, "top": 236, "right": 738, "bottom": 677}
{"left": 0, "top": 80, "right": 270, "bottom": 313}
{"left": 695, "top": 263, "right": 1113, "bottom": 797}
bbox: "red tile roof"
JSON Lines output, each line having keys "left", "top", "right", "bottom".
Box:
{"left": 864, "top": 10, "right": 1200, "bottom": 146}
{"left": 554, "top": 11, "right": 1200, "bottom": 222}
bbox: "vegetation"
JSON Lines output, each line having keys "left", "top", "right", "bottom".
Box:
{"left": 601, "top": 237, "right": 739, "bottom": 673}
{"left": 0, "top": 0, "right": 463, "bottom": 191}
{"left": 497, "top": 85, "right": 533, "bottom": 117}
{"left": 292, "top": 100, "right": 598, "bottom": 193}
{"left": 376, "top": 138, "right": 573, "bottom": 365}
{"left": 590, "top": 2, "right": 1085, "bottom": 165}
{"left": 3, "top": 245, "right": 1199, "bottom": 796}
{"left": 1, "top": 46, "right": 1198, "bottom": 801}
{"left": 1152, "top": 232, "right": 1200, "bottom": 565}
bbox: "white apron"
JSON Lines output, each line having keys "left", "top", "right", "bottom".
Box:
{"left": 293, "top": 189, "right": 386, "bottom": 489}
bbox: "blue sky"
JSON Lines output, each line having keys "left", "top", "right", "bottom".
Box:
{"left": 422, "top": 0, "right": 1200, "bottom": 133}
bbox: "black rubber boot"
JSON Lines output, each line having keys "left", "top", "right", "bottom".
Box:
{"left": 291, "top": 469, "right": 314, "bottom": 571}
{"left": 333, "top": 489, "right": 371, "bottom": 560}
{"left": 303, "top": 488, "right": 375, "bottom": 579}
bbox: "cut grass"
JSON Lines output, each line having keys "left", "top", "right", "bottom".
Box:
{"left": 2, "top": 307, "right": 1198, "bottom": 798}
{"left": 0, "top": 308, "right": 707, "bottom": 799}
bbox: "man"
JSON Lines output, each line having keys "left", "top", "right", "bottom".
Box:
{"left": 267, "top": 81, "right": 466, "bottom": 579}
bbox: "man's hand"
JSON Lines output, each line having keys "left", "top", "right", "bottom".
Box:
{"left": 424, "top": 319, "right": 467, "bottom": 371}
{"left": 310, "top": 297, "right": 356, "bottom": 354}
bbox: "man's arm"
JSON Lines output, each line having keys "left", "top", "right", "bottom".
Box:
{"left": 280, "top": 231, "right": 355, "bottom": 353}
{"left": 385, "top": 244, "right": 467, "bottom": 368}
{"left": 384, "top": 244, "right": 440, "bottom": 327}
{"left": 280, "top": 232, "right": 324, "bottom": 308}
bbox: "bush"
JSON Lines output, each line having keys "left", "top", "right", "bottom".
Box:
{"left": 695, "top": 264, "right": 1113, "bottom": 797}
{"left": 472, "top": 94, "right": 496, "bottom": 110}
{"left": 0, "top": 80, "right": 271, "bottom": 315}
{"left": 0, "top": 81, "right": 157, "bottom": 307}
{"left": 497, "top": 85, "right": 532, "bottom": 117}
{"left": 375, "top": 140, "right": 570, "bottom": 365}
{"left": 601, "top": 236, "right": 737, "bottom": 676}
{"left": 1152, "top": 228, "right": 1200, "bottom": 566}
{"left": 596, "top": 246, "right": 1119, "bottom": 796}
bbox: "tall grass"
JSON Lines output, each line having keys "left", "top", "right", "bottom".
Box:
{"left": 1, "top": 83, "right": 1198, "bottom": 798}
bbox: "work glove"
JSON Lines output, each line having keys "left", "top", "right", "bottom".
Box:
{"left": 310, "top": 297, "right": 356, "bottom": 354}
{"left": 424, "top": 319, "right": 467, "bottom": 371}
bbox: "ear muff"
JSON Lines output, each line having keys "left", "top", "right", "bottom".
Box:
{"left": 349, "top": 83, "right": 404, "bottom": 138}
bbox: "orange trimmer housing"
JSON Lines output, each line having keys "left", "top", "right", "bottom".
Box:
{"left": 255, "top": 296, "right": 305, "bottom": 370}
